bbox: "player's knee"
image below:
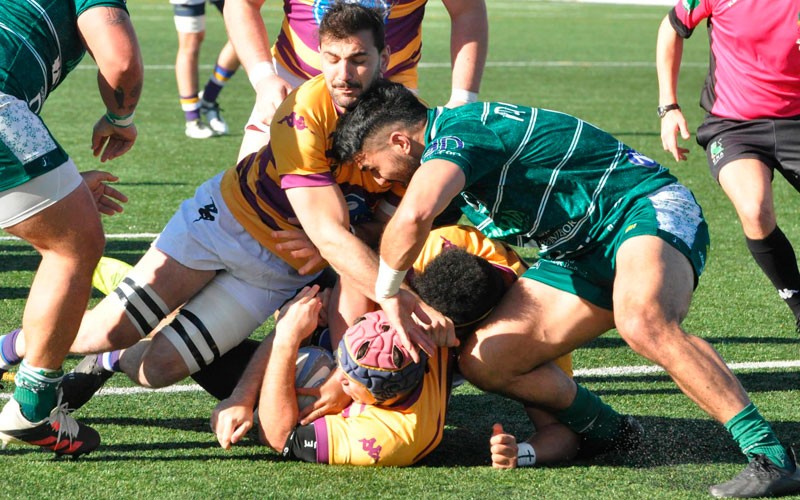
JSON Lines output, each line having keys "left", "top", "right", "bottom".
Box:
{"left": 616, "top": 314, "right": 678, "bottom": 360}
{"left": 129, "top": 342, "right": 189, "bottom": 388}
{"left": 458, "top": 351, "right": 509, "bottom": 392}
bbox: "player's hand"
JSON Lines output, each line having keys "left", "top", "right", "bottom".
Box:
{"left": 273, "top": 227, "right": 325, "bottom": 275}
{"left": 275, "top": 285, "right": 322, "bottom": 344}
{"left": 254, "top": 74, "right": 293, "bottom": 127}
{"left": 91, "top": 115, "right": 137, "bottom": 162}
{"left": 415, "top": 300, "right": 458, "bottom": 349}
{"left": 80, "top": 170, "right": 128, "bottom": 216}
{"left": 380, "top": 289, "right": 435, "bottom": 363}
{"left": 298, "top": 367, "right": 352, "bottom": 425}
{"left": 490, "top": 423, "right": 519, "bottom": 469}
{"left": 210, "top": 397, "right": 254, "bottom": 450}
{"left": 660, "top": 109, "right": 691, "bottom": 162}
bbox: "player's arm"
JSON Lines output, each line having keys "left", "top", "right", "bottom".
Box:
{"left": 210, "top": 335, "right": 275, "bottom": 449}
{"left": 258, "top": 286, "right": 321, "bottom": 451}
{"left": 655, "top": 13, "right": 690, "bottom": 162}
{"left": 223, "top": 0, "right": 293, "bottom": 126}
{"left": 77, "top": 5, "right": 143, "bottom": 162}
{"left": 377, "top": 160, "right": 466, "bottom": 355}
{"left": 441, "top": 0, "right": 488, "bottom": 108}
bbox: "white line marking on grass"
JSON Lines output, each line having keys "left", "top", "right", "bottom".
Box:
{"left": 1, "top": 359, "right": 797, "bottom": 400}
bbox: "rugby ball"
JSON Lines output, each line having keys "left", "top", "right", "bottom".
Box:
{"left": 295, "top": 346, "right": 336, "bottom": 411}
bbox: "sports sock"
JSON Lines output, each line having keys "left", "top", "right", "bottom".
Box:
{"left": 201, "top": 64, "right": 236, "bottom": 104}
{"left": 13, "top": 360, "right": 63, "bottom": 422}
{"left": 98, "top": 351, "right": 122, "bottom": 373}
{"left": 725, "top": 403, "right": 791, "bottom": 470}
{"left": 0, "top": 328, "right": 21, "bottom": 370}
{"left": 746, "top": 227, "right": 800, "bottom": 324}
{"left": 180, "top": 94, "right": 201, "bottom": 122}
{"left": 553, "top": 384, "right": 622, "bottom": 440}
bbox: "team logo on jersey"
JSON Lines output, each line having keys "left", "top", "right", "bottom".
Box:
{"left": 682, "top": 0, "right": 700, "bottom": 12}
{"left": 277, "top": 112, "right": 308, "bottom": 131}
{"left": 626, "top": 149, "right": 659, "bottom": 168}
{"left": 313, "top": 0, "right": 391, "bottom": 25}
{"left": 359, "top": 437, "right": 383, "bottom": 461}
{"left": 422, "top": 136, "right": 465, "bottom": 162}
{"left": 709, "top": 139, "right": 724, "bottom": 165}
{"left": 194, "top": 198, "right": 218, "bottom": 222}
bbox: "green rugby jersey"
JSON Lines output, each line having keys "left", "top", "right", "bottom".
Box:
{"left": 422, "top": 103, "right": 679, "bottom": 260}
{"left": 0, "top": 0, "right": 128, "bottom": 114}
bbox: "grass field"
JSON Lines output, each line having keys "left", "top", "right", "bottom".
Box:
{"left": 2, "top": 1, "right": 800, "bottom": 498}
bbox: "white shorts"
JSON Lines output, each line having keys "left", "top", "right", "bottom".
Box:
{"left": 0, "top": 159, "right": 82, "bottom": 228}
{"left": 154, "top": 172, "right": 320, "bottom": 321}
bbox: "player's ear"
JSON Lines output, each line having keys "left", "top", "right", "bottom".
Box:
{"left": 379, "top": 45, "right": 390, "bottom": 74}
{"left": 389, "top": 131, "right": 411, "bottom": 153}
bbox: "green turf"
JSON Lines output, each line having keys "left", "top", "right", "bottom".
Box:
{"left": 1, "top": 1, "right": 800, "bottom": 498}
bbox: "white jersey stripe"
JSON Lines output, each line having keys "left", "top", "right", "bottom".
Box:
{"left": 490, "top": 106, "right": 537, "bottom": 218}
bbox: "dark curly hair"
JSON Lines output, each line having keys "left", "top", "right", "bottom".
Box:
{"left": 331, "top": 79, "right": 428, "bottom": 164}
{"left": 411, "top": 249, "right": 508, "bottom": 334}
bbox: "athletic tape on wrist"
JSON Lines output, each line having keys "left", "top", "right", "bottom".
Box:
{"left": 248, "top": 61, "right": 277, "bottom": 88}
{"left": 450, "top": 88, "right": 478, "bottom": 104}
{"left": 517, "top": 442, "right": 536, "bottom": 467}
{"left": 104, "top": 110, "right": 135, "bottom": 128}
{"left": 374, "top": 257, "right": 407, "bottom": 302}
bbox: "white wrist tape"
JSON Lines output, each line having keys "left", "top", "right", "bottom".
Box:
{"left": 104, "top": 110, "right": 135, "bottom": 128}
{"left": 248, "top": 61, "right": 277, "bottom": 88}
{"left": 374, "top": 257, "right": 407, "bottom": 302}
{"left": 450, "top": 88, "right": 478, "bottom": 104}
{"left": 517, "top": 442, "right": 536, "bottom": 467}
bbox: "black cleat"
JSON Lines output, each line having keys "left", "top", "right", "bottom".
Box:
{"left": 0, "top": 394, "right": 100, "bottom": 457}
{"left": 710, "top": 446, "right": 800, "bottom": 498}
{"left": 576, "top": 414, "right": 644, "bottom": 459}
{"left": 60, "top": 355, "right": 114, "bottom": 411}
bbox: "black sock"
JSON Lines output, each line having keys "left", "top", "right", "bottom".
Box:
{"left": 746, "top": 226, "right": 800, "bottom": 322}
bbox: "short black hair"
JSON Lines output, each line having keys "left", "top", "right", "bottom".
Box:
{"left": 331, "top": 79, "right": 428, "bottom": 164}
{"left": 411, "top": 249, "right": 507, "bottom": 333}
{"left": 319, "top": 1, "right": 386, "bottom": 54}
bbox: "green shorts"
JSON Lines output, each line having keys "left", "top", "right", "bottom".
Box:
{"left": 522, "top": 183, "right": 709, "bottom": 310}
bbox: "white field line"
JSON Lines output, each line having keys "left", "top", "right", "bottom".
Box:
{"left": 74, "top": 61, "right": 709, "bottom": 72}
{"left": 1, "top": 359, "right": 798, "bottom": 400}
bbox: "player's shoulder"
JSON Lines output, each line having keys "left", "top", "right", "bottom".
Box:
{"left": 272, "top": 75, "right": 336, "bottom": 134}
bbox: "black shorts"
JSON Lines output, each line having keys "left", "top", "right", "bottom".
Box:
{"left": 696, "top": 115, "right": 800, "bottom": 191}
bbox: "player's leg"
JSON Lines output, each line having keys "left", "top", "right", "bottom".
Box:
{"left": 613, "top": 213, "right": 799, "bottom": 495}
{"left": 199, "top": 1, "right": 239, "bottom": 135}
{"left": 0, "top": 154, "right": 102, "bottom": 455}
{"left": 173, "top": 2, "right": 214, "bottom": 139}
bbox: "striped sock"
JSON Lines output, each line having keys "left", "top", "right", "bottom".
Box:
{"left": 14, "top": 361, "right": 63, "bottom": 422}
{"left": 201, "top": 64, "right": 236, "bottom": 104}
{"left": 180, "top": 94, "right": 201, "bottom": 121}
{"left": 98, "top": 351, "right": 122, "bottom": 373}
{"left": 554, "top": 384, "right": 623, "bottom": 440}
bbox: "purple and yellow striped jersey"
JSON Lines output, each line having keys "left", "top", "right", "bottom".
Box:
{"left": 219, "top": 74, "right": 401, "bottom": 273}
{"left": 273, "top": 0, "right": 426, "bottom": 88}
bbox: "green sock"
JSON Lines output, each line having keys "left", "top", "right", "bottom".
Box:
{"left": 725, "top": 403, "right": 790, "bottom": 470}
{"left": 554, "top": 384, "right": 622, "bottom": 440}
{"left": 13, "top": 361, "right": 63, "bottom": 422}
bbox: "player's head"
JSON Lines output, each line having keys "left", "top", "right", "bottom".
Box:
{"left": 337, "top": 310, "right": 428, "bottom": 405}
{"left": 319, "top": 2, "right": 389, "bottom": 110}
{"left": 411, "top": 248, "right": 509, "bottom": 337}
{"left": 331, "top": 79, "right": 428, "bottom": 185}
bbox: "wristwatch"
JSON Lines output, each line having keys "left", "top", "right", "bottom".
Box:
{"left": 657, "top": 103, "right": 681, "bottom": 118}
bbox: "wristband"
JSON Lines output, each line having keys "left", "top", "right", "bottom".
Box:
{"left": 517, "top": 442, "right": 536, "bottom": 467}
{"left": 104, "top": 110, "right": 135, "bottom": 128}
{"left": 449, "top": 88, "right": 478, "bottom": 104}
{"left": 374, "top": 257, "right": 407, "bottom": 302}
{"left": 248, "top": 61, "right": 277, "bottom": 88}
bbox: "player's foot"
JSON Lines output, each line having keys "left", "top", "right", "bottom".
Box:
{"left": 200, "top": 100, "right": 228, "bottom": 135}
{"left": 60, "top": 355, "right": 114, "bottom": 411}
{"left": 709, "top": 446, "right": 800, "bottom": 498}
{"left": 0, "top": 395, "right": 100, "bottom": 457}
{"left": 576, "top": 414, "right": 644, "bottom": 459}
{"left": 185, "top": 119, "right": 215, "bottom": 139}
